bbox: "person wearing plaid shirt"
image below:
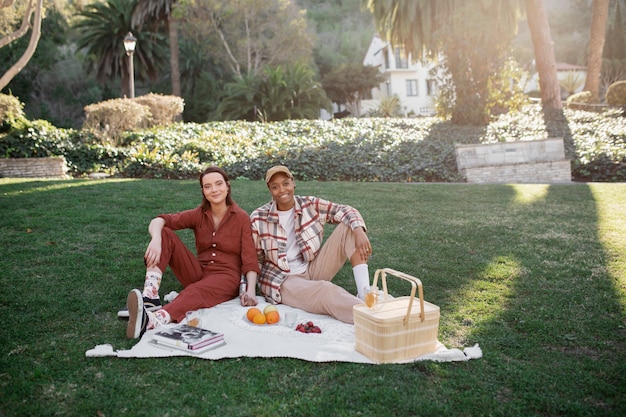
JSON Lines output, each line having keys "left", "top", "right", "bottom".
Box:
{"left": 250, "top": 165, "right": 373, "bottom": 324}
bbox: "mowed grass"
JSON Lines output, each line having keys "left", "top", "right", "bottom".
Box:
{"left": 0, "top": 178, "right": 625, "bottom": 417}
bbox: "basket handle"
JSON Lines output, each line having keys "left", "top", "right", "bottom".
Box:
{"left": 372, "top": 268, "right": 425, "bottom": 325}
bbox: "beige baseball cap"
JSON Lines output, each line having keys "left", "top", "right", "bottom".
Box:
{"left": 265, "top": 165, "right": 294, "bottom": 184}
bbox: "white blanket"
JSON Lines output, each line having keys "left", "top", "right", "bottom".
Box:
{"left": 87, "top": 297, "right": 482, "bottom": 364}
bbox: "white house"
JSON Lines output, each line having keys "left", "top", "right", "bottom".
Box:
{"left": 360, "top": 34, "right": 438, "bottom": 117}
{"left": 358, "top": 35, "right": 588, "bottom": 117}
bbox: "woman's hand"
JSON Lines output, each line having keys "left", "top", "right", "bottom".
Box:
{"left": 144, "top": 217, "right": 165, "bottom": 268}
{"left": 144, "top": 238, "right": 162, "bottom": 268}
{"left": 240, "top": 290, "right": 258, "bottom": 307}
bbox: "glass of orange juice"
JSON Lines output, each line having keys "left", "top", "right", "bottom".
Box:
{"left": 186, "top": 310, "right": 202, "bottom": 328}
{"left": 363, "top": 285, "right": 379, "bottom": 310}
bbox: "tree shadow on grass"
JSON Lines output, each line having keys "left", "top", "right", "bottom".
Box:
{"left": 378, "top": 182, "right": 626, "bottom": 415}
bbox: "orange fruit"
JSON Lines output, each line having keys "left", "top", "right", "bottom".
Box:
{"left": 252, "top": 313, "right": 266, "bottom": 324}
{"left": 246, "top": 307, "right": 261, "bottom": 322}
{"left": 266, "top": 310, "right": 280, "bottom": 324}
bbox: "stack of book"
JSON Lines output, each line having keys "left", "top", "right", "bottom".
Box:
{"left": 152, "top": 324, "right": 225, "bottom": 354}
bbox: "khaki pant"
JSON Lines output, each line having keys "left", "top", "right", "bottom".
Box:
{"left": 280, "top": 223, "right": 361, "bottom": 324}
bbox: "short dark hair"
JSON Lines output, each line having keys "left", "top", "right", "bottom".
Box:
{"left": 199, "top": 166, "right": 233, "bottom": 211}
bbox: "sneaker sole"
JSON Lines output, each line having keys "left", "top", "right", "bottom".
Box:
{"left": 118, "top": 304, "right": 161, "bottom": 319}
{"left": 126, "top": 289, "right": 143, "bottom": 339}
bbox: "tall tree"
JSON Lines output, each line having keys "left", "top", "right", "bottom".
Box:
{"left": 132, "top": 0, "right": 181, "bottom": 96}
{"left": 178, "top": 0, "right": 313, "bottom": 78}
{"left": 583, "top": 0, "right": 610, "bottom": 102}
{"left": 364, "top": 0, "right": 524, "bottom": 125}
{"left": 74, "top": 0, "right": 168, "bottom": 98}
{"left": 0, "top": 0, "right": 42, "bottom": 91}
{"left": 524, "top": 0, "right": 562, "bottom": 115}
{"left": 321, "top": 63, "right": 385, "bottom": 115}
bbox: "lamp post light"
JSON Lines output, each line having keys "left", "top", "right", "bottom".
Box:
{"left": 123, "top": 31, "right": 137, "bottom": 98}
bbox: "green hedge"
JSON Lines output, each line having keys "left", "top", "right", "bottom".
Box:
{"left": 1, "top": 106, "right": 625, "bottom": 182}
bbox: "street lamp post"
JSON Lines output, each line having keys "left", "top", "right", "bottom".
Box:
{"left": 123, "top": 32, "right": 137, "bottom": 98}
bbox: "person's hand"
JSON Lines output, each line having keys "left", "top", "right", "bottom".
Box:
{"left": 144, "top": 238, "right": 162, "bottom": 268}
{"left": 240, "top": 290, "right": 258, "bottom": 307}
{"left": 354, "top": 227, "right": 372, "bottom": 261}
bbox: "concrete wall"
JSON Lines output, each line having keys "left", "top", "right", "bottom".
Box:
{"left": 0, "top": 157, "right": 69, "bottom": 178}
{"left": 455, "top": 138, "right": 571, "bottom": 184}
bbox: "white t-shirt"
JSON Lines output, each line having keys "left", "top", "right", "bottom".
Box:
{"left": 278, "top": 208, "right": 308, "bottom": 274}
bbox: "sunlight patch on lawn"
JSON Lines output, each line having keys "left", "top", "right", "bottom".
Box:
{"left": 510, "top": 184, "right": 549, "bottom": 205}
{"left": 442, "top": 255, "right": 525, "bottom": 347}
{"left": 0, "top": 178, "right": 137, "bottom": 197}
{"left": 589, "top": 184, "right": 626, "bottom": 308}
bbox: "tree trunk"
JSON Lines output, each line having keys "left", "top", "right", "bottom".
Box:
{"left": 524, "top": 0, "right": 562, "bottom": 113}
{"left": 168, "top": 15, "right": 181, "bottom": 97}
{"left": 583, "top": 0, "right": 610, "bottom": 102}
{"left": 0, "top": 0, "right": 42, "bottom": 92}
{"left": 0, "top": 0, "right": 33, "bottom": 48}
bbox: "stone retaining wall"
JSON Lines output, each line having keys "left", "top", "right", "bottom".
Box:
{"left": 0, "top": 157, "right": 69, "bottom": 178}
{"left": 455, "top": 138, "right": 571, "bottom": 183}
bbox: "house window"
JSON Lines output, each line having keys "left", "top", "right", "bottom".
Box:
{"left": 427, "top": 79, "right": 437, "bottom": 96}
{"left": 406, "top": 79, "right": 418, "bottom": 96}
{"left": 394, "top": 48, "right": 408, "bottom": 69}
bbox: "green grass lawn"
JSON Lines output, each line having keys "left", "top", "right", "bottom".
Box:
{"left": 1, "top": 178, "right": 625, "bottom": 417}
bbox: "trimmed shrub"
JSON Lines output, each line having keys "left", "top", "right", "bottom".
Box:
{"left": 566, "top": 91, "right": 596, "bottom": 111}
{"left": 131, "top": 93, "right": 184, "bottom": 126}
{"left": 605, "top": 80, "right": 626, "bottom": 107}
{"left": 83, "top": 98, "right": 152, "bottom": 145}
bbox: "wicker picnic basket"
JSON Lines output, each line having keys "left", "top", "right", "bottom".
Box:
{"left": 353, "top": 268, "right": 440, "bottom": 363}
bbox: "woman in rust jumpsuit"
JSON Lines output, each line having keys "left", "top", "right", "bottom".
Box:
{"left": 125, "top": 166, "right": 260, "bottom": 339}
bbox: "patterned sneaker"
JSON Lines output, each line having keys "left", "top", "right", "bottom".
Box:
{"left": 126, "top": 289, "right": 148, "bottom": 339}
{"left": 117, "top": 296, "right": 161, "bottom": 319}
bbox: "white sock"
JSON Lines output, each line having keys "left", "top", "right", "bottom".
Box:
{"left": 353, "top": 264, "right": 370, "bottom": 299}
{"left": 147, "top": 309, "right": 170, "bottom": 330}
{"left": 142, "top": 272, "right": 162, "bottom": 300}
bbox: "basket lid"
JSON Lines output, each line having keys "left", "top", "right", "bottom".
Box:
{"left": 354, "top": 296, "right": 439, "bottom": 324}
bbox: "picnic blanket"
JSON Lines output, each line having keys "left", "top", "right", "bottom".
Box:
{"left": 87, "top": 296, "right": 482, "bottom": 364}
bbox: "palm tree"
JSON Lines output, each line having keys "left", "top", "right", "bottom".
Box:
{"left": 214, "top": 64, "right": 331, "bottom": 122}
{"left": 364, "top": 0, "right": 563, "bottom": 122}
{"left": 524, "top": 0, "right": 562, "bottom": 115}
{"left": 583, "top": 0, "right": 610, "bottom": 102}
{"left": 364, "top": 0, "right": 525, "bottom": 125}
{"left": 132, "top": 0, "right": 181, "bottom": 96}
{"left": 74, "top": 0, "right": 168, "bottom": 98}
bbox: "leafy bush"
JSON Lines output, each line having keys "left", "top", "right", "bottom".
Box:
{"left": 0, "top": 93, "right": 27, "bottom": 132}
{"left": 3, "top": 106, "right": 625, "bottom": 182}
{"left": 366, "top": 96, "right": 403, "bottom": 117}
{"left": 0, "top": 119, "right": 67, "bottom": 158}
{"left": 214, "top": 64, "right": 331, "bottom": 122}
{"left": 605, "top": 80, "right": 626, "bottom": 107}
{"left": 486, "top": 59, "right": 529, "bottom": 117}
{"left": 567, "top": 109, "right": 626, "bottom": 181}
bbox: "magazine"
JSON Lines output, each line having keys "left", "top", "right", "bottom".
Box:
{"left": 152, "top": 324, "right": 225, "bottom": 352}
{"left": 151, "top": 339, "right": 226, "bottom": 354}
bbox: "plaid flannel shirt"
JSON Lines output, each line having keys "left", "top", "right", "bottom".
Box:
{"left": 250, "top": 195, "right": 366, "bottom": 304}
